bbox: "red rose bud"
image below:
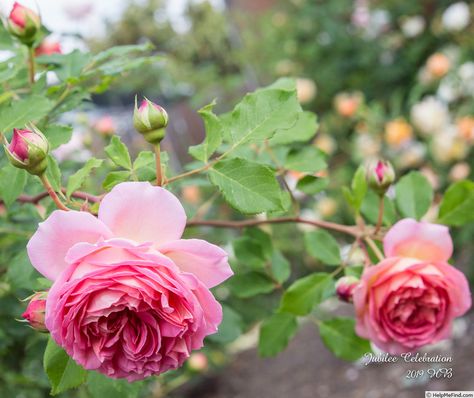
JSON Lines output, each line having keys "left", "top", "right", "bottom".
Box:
{"left": 4, "top": 127, "right": 49, "bottom": 175}
{"left": 366, "top": 159, "right": 395, "bottom": 195}
{"left": 35, "top": 39, "right": 61, "bottom": 56}
{"left": 22, "top": 292, "right": 47, "bottom": 332}
{"left": 7, "top": 2, "right": 41, "bottom": 46}
{"left": 133, "top": 97, "right": 168, "bottom": 144}
{"left": 335, "top": 276, "right": 360, "bottom": 303}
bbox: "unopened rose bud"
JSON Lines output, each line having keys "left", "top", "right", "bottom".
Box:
{"left": 35, "top": 39, "right": 62, "bottom": 56}
{"left": 133, "top": 98, "right": 168, "bottom": 144}
{"left": 366, "top": 159, "right": 395, "bottom": 195}
{"left": 335, "top": 276, "right": 359, "bottom": 303}
{"left": 22, "top": 292, "right": 47, "bottom": 332}
{"left": 4, "top": 127, "right": 49, "bottom": 176}
{"left": 7, "top": 2, "right": 41, "bottom": 46}
{"left": 187, "top": 352, "right": 209, "bottom": 372}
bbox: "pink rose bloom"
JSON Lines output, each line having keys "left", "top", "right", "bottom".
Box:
{"left": 354, "top": 219, "right": 471, "bottom": 354}
{"left": 27, "top": 182, "right": 232, "bottom": 381}
{"left": 35, "top": 39, "right": 62, "bottom": 56}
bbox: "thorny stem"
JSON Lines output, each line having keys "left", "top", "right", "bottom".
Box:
{"left": 374, "top": 195, "right": 384, "bottom": 234}
{"left": 4, "top": 190, "right": 101, "bottom": 206}
{"left": 155, "top": 143, "right": 163, "bottom": 186}
{"left": 27, "top": 46, "right": 35, "bottom": 85}
{"left": 38, "top": 175, "right": 70, "bottom": 211}
{"left": 187, "top": 217, "right": 360, "bottom": 237}
{"left": 364, "top": 237, "right": 385, "bottom": 262}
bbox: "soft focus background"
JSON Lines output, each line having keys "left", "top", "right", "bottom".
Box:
{"left": 1, "top": 0, "right": 473, "bottom": 397}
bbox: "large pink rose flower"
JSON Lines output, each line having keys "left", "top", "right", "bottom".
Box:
{"left": 27, "top": 182, "right": 232, "bottom": 381}
{"left": 354, "top": 219, "right": 471, "bottom": 354}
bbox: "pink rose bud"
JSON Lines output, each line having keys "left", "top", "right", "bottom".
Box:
{"left": 4, "top": 127, "right": 49, "bottom": 175}
{"left": 22, "top": 292, "right": 48, "bottom": 332}
{"left": 335, "top": 276, "right": 359, "bottom": 302}
{"left": 187, "top": 352, "right": 209, "bottom": 372}
{"left": 133, "top": 97, "right": 168, "bottom": 144}
{"left": 35, "top": 39, "right": 62, "bottom": 56}
{"left": 7, "top": 2, "right": 41, "bottom": 46}
{"left": 94, "top": 115, "right": 116, "bottom": 136}
{"left": 366, "top": 159, "right": 395, "bottom": 195}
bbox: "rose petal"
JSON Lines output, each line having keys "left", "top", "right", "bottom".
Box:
{"left": 27, "top": 210, "right": 112, "bottom": 280}
{"left": 158, "top": 239, "right": 233, "bottom": 288}
{"left": 383, "top": 218, "right": 453, "bottom": 262}
{"left": 98, "top": 182, "right": 186, "bottom": 245}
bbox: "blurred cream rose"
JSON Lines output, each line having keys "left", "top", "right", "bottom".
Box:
{"left": 411, "top": 97, "right": 449, "bottom": 135}
{"left": 431, "top": 126, "right": 468, "bottom": 163}
{"left": 354, "top": 133, "right": 381, "bottom": 158}
{"left": 449, "top": 162, "right": 471, "bottom": 181}
{"left": 396, "top": 141, "right": 426, "bottom": 169}
{"left": 442, "top": 2, "right": 470, "bottom": 32}
{"left": 313, "top": 133, "right": 337, "bottom": 155}
{"left": 296, "top": 78, "right": 317, "bottom": 104}
{"left": 400, "top": 15, "right": 425, "bottom": 38}
{"left": 334, "top": 92, "right": 363, "bottom": 118}
{"left": 456, "top": 116, "right": 474, "bottom": 142}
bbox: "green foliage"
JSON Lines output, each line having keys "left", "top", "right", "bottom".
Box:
{"left": 270, "top": 111, "right": 318, "bottom": 145}
{"left": 296, "top": 176, "right": 329, "bottom": 195}
{"left": 209, "top": 158, "right": 284, "bottom": 214}
{"left": 43, "top": 338, "right": 87, "bottom": 395}
{"left": 438, "top": 180, "right": 474, "bottom": 226}
{"left": 189, "top": 101, "right": 223, "bottom": 162}
{"left": 361, "top": 191, "right": 396, "bottom": 226}
{"left": 66, "top": 158, "right": 103, "bottom": 197}
{"left": 318, "top": 318, "right": 371, "bottom": 361}
{"left": 0, "top": 165, "right": 27, "bottom": 207}
{"left": 395, "top": 171, "right": 433, "bottom": 220}
{"left": 305, "top": 230, "right": 341, "bottom": 266}
{"left": 105, "top": 136, "right": 132, "bottom": 170}
{"left": 87, "top": 372, "right": 143, "bottom": 398}
{"left": 279, "top": 273, "right": 335, "bottom": 316}
{"left": 259, "top": 312, "right": 298, "bottom": 357}
{"left": 284, "top": 147, "right": 327, "bottom": 173}
{"left": 228, "top": 271, "right": 276, "bottom": 298}
{"left": 0, "top": 95, "right": 52, "bottom": 132}
{"left": 342, "top": 166, "right": 367, "bottom": 215}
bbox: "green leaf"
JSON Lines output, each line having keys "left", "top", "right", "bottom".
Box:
{"left": 43, "top": 124, "right": 73, "bottom": 149}
{"left": 228, "top": 272, "right": 276, "bottom": 298}
{"left": 271, "top": 250, "right": 291, "bottom": 284}
{"left": 279, "top": 272, "right": 334, "bottom": 316}
{"left": 318, "top": 318, "right": 371, "bottom": 361}
{"left": 189, "top": 100, "right": 223, "bottom": 162}
{"left": 43, "top": 338, "right": 87, "bottom": 396}
{"left": 233, "top": 237, "right": 267, "bottom": 269}
{"left": 66, "top": 158, "right": 103, "bottom": 197}
{"left": 105, "top": 136, "right": 132, "bottom": 170}
{"left": 209, "top": 158, "right": 284, "bottom": 214}
{"left": 87, "top": 372, "right": 143, "bottom": 398}
{"left": 305, "top": 230, "right": 341, "bottom": 265}
{"left": 284, "top": 147, "right": 327, "bottom": 173}
{"left": 270, "top": 111, "right": 318, "bottom": 145}
{"left": 438, "top": 180, "right": 474, "bottom": 226}
{"left": 226, "top": 87, "right": 301, "bottom": 148}
{"left": 0, "top": 95, "right": 52, "bottom": 132}
{"left": 92, "top": 42, "right": 154, "bottom": 64}
{"left": 0, "top": 165, "right": 27, "bottom": 207}
{"left": 361, "top": 191, "right": 396, "bottom": 226}
{"left": 395, "top": 171, "right": 433, "bottom": 220}
{"left": 45, "top": 155, "right": 62, "bottom": 193}
{"left": 102, "top": 171, "right": 131, "bottom": 191}
{"left": 133, "top": 150, "right": 155, "bottom": 170}
{"left": 208, "top": 305, "right": 243, "bottom": 344}
{"left": 296, "top": 176, "right": 329, "bottom": 195}
{"left": 7, "top": 251, "right": 40, "bottom": 290}
{"left": 37, "top": 50, "right": 91, "bottom": 81}
{"left": 259, "top": 313, "right": 298, "bottom": 357}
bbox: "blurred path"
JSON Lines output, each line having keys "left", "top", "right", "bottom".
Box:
{"left": 172, "top": 314, "right": 473, "bottom": 398}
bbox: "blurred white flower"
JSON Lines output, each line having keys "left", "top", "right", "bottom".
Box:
{"left": 437, "top": 77, "right": 461, "bottom": 103}
{"left": 351, "top": 0, "right": 370, "bottom": 28}
{"left": 364, "top": 9, "right": 390, "bottom": 39}
{"left": 396, "top": 141, "right": 426, "bottom": 169}
{"left": 354, "top": 133, "right": 381, "bottom": 159}
{"left": 442, "top": 2, "right": 470, "bottom": 32}
{"left": 53, "top": 130, "right": 91, "bottom": 162}
{"left": 431, "top": 125, "right": 469, "bottom": 164}
{"left": 410, "top": 96, "right": 449, "bottom": 135}
{"left": 400, "top": 15, "right": 425, "bottom": 38}
{"left": 449, "top": 162, "right": 471, "bottom": 181}
{"left": 458, "top": 62, "right": 474, "bottom": 94}
{"left": 296, "top": 78, "right": 317, "bottom": 104}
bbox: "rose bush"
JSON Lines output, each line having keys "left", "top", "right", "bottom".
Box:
{"left": 27, "top": 182, "right": 231, "bottom": 380}
{"left": 355, "top": 219, "right": 471, "bottom": 353}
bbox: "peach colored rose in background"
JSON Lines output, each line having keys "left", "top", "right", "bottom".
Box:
{"left": 35, "top": 39, "right": 62, "bottom": 56}
{"left": 354, "top": 219, "right": 471, "bottom": 354}
{"left": 27, "top": 182, "right": 232, "bottom": 381}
